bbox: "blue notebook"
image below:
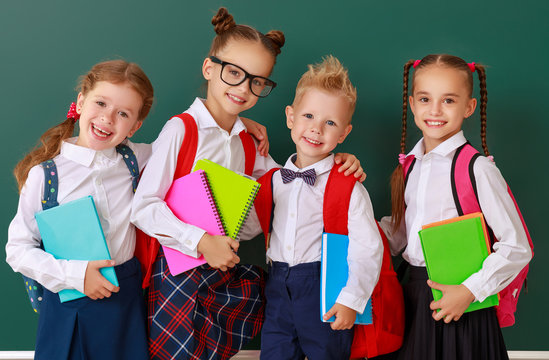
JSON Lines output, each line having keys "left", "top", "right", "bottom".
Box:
{"left": 35, "top": 196, "right": 118, "bottom": 302}
{"left": 320, "top": 232, "right": 373, "bottom": 324}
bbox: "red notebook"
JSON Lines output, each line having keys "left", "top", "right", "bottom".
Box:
{"left": 162, "top": 170, "right": 225, "bottom": 275}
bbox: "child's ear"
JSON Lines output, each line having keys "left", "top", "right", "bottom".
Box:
{"left": 76, "top": 92, "right": 85, "bottom": 114}
{"left": 127, "top": 121, "right": 143, "bottom": 138}
{"left": 338, "top": 124, "right": 353, "bottom": 144}
{"left": 202, "top": 57, "right": 214, "bottom": 81}
{"left": 285, "top": 105, "right": 295, "bottom": 129}
{"left": 465, "top": 98, "right": 478, "bottom": 118}
{"left": 408, "top": 95, "right": 415, "bottom": 115}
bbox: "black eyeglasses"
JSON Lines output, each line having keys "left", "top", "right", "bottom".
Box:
{"left": 209, "top": 56, "right": 277, "bottom": 98}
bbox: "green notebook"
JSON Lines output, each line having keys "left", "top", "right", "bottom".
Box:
{"left": 419, "top": 212, "right": 499, "bottom": 313}
{"left": 193, "top": 159, "right": 260, "bottom": 240}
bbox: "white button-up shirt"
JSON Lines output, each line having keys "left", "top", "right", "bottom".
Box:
{"left": 265, "top": 154, "right": 383, "bottom": 313}
{"left": 380, "top": 131, "right": 532, "bottom": 302}
{"left": 6, "top": 138, "right": 151, "bottom": 293}
{"left": 131, "top": 97, "right": 279, "bottom": 258}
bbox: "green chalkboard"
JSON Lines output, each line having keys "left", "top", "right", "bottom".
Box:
{"left": 1, "top": 0, "right": 547, "bottom": 352}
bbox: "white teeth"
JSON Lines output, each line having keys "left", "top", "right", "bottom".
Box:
{"left": 426, "top": 121, "right": 445, "bottom": 126}
{"left": 228, "top": 94, "right": 244, "bottom": 103}
{"left": 305, "top": 137, "right": 321, "bottom": 145}
{"left": 92, "top": 124, "right": 111, "bottom": 137}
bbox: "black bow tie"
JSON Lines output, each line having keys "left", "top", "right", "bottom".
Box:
{"left": 280, "top": 168, "right": 317, "bottom": 186}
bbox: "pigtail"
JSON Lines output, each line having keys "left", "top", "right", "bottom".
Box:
{"left": 264, "top": 30, "right": 285, "bottom": 56}
{"left": 475, "top": 63, "right": 489, "bottom": 156}
{"left": 211, "top": 7, "right": 236, "bottom": 35}
{"left": 390, "top": 59, "right": 415, "bottom": 232}
{"left": 13, "top": 118, "right": 75, "bottom": 192}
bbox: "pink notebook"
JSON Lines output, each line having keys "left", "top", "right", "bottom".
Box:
{"left": 163, "top": 170, "right": 225, "bottom": 275}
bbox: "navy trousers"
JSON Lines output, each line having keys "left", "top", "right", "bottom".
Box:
{"left": 260, "top": 261, "right": 353, "bottom": 360}
{"left": 35, "top": 257, "right": 148, "bottom": 360}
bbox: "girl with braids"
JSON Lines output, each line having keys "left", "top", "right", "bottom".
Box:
{"left": 131, "top": 7, "right": 364, "bottom": 360}
{"left": 379, "top": 54, "right": 532, "bottom": 360}
{"left": 6, "top": 60, "right": 154, "bottom": 359}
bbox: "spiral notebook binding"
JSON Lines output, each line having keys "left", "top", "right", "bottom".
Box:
{"left": 200, "top": 171, "right": 226, "bottom": 236}
{"left": 233, "top": 183, "right": 261, "bottom": 240}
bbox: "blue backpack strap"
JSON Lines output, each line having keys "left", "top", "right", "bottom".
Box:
{"left": 24, "top": 159, "right": 60, "bottom": 313}
{"left": 41, "top": 159, "right": 59, "bottom": 210}
{"left": 116, "top": 144, "right": 139, "bottom": 192}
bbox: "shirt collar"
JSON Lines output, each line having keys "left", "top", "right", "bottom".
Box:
{"left": 409, "top": 131, "right": 467, "bottom": 160}
{"left": 189, "top": 97, "right": 247, "bottom": 136}
{"left": 60, "top": 137, "right": 118, "bottom": 167}
{"left": 284, "top": 153, "right": 335, "bottom": 176}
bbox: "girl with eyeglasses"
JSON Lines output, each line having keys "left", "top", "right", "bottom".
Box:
{"left": 131, "top": 7, "right": 364, "bottom": 360}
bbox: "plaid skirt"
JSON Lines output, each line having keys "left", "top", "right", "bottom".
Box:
{"left": 147, "top": 248, "right": 266, "bottom": 360}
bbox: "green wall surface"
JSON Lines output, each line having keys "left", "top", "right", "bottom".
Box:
{"left": 1, "top": 0, "right": 547, "bottom": 351}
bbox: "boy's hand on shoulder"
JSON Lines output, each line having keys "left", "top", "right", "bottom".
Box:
{"left": 84, "top": 260, "right": 120, "bottom": 300}
{"left": 197, "top": 233, "right": 240, "bottom": 271}
{"left": 428, "top": 280, "right": 475, "bottom": 323}
{"left": 334, "top": 153, "right": 366, "bottom": 182}
{"left": 324, "top": 303, "right": 356, "bottom": 330}
{"left": 240, "top": 116, "right": 269, "bottom": 157}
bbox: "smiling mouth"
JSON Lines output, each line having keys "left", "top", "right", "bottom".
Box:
{"left": 303, "top": 137, "right": 321, "bottom": 145}
{"left": 92, "top": 124, "right": 112, "bottom": 138}
{"left": 227, "top": 93, "right": 245, "bottom": 104}
{"left": 425, "top": 120, "right": 447, "bottom": 127}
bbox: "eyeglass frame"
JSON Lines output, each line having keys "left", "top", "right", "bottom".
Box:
{"left": 208, "top": 56, "right": 277, "bottom": 98}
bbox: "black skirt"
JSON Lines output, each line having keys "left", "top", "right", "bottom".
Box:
{"left": 391, "top": 264, "right": 509, "bottom": 360}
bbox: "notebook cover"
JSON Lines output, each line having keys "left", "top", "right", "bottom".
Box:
{"left": 320, "top": 232, "right": 373, "bottom": 324}
{"left": 193, "top": 159, "right": 260, "bottom": 240}
{"left": 163, "top": 170, "right": 225, "bottom": 275}
{"left": 34, "top": 196, "right": 118, "bottom": 303}
{"left": 419, "top": 212, "right": 499, "bottom": 313}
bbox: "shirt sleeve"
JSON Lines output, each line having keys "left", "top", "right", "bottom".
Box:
{"left": 379, "top": 215, "right": 407, "bottom": 256}
{"left": 461, "top": 157, "right": 532, "bottom": 302}
{"left": 130, "top": 118, "right": 206, "bottom": 258}
{"left": 336, "top": 183, "right": 384, "bottom": 313}
{"left": 6, "top": 166, "right": 88, "bottom": 294}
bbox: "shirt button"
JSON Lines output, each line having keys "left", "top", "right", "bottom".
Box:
{"left": 290, "top": 213, "right": 295, "bottom": 218}
{"left": 96, "top": 179, "right": 102, "bottom": 186}
{"left": 286, "top": 246, "right": 292, "bottom": 251}
{"left": 185, "top": 240, "right": 192, "bottom": 246}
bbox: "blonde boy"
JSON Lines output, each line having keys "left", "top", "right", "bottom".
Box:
{"left": 257, "top": 56, "right": 383, "bottom": 360}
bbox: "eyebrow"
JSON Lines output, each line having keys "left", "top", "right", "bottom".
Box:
{"left": 415, "top": 91, "right": 461, "bottom": 97}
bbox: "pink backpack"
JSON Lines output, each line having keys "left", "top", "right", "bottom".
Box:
{"left": 402, "top": 142, "right": 533, "bottom": 327}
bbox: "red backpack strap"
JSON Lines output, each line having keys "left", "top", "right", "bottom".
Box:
{"left": 451, "top": 143, "right": 482, "bottom": 215}
{"left": 323, "top": 164, "right": 357, "bottom": 235}
{"left": 254, "top": 168, "right": 280, "bottom": 249}
{"left": 239, "top": 130, "right": 256, "bottom": 176}
{"left": 136, "top": 113, "right": 199, "bottom": 288}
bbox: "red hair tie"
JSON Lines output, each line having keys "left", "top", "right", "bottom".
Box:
{"left": 67, "top": 102, "right": 80, "bottom": 122}
{"left": 413, "top": 59, "right": 421, "bottom": 68}
{"left": 468, "top": 62, "right": 476, "bottom": 72}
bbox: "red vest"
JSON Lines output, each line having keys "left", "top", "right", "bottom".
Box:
{"left": 255, "top": 164, "right": 405, "bottom": 358}
{"left": 403, "top": 142, "right": 533, "bottom": 327}
{"left": 135, "top": 113, "right": 256, "bottom": 288}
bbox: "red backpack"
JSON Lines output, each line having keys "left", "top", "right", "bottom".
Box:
{"left": 134, "top": 113, "right": 257, "bottom": 288}
{"left": 255, "top": 164, "right": 405, "bottom": 358}
{"left": 402, "top": 142, "right": 533, "bottom": 327}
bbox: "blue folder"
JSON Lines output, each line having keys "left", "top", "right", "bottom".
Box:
{"left": 35, "top": 195, "right": 118, "bottom": 302}
{"left": 320, "top": 232, "right": 373, "bottom": 324}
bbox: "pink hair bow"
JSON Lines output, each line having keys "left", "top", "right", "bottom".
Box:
{"left": 67, "top": 102, "right": 80, "bottom": 122}
{"left": 468, "top": 62, "right": 476, "bottom": 72}
{"left": 398, "top": 153, "right": 406, "bottom": 165}
{"left": 487, "top": 155, "right": 495, "bottom": 163}
{"left": 413, "top": 60, "right": 421, "bottom": 68}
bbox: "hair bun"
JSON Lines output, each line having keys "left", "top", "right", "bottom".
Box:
{"left": 211, "top": 7, "right": 236, "bottom": 35}
{"left": 265, "top": 30, "right": 285, "bottom": 55}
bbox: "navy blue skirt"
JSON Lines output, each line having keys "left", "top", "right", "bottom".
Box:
{"left": 391, "top": 265, "right": 509, "bottom": 360}
{"left": 35, "top": 257, "right": 148, "bottom": 360}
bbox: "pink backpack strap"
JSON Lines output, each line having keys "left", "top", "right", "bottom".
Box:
{"left": 451, "top": 143, "right": 482, "bottom": 215}
{"left": 401, "top": 155, "right": 416, "bottom": 187}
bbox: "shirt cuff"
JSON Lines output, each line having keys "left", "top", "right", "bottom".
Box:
{"left": 462, "top": 273, "right": 489, "bottom": 303}
{"left": 336, "top": 289, "right": 368, "bottom": 314}
{"left": 66, "top": 260, "right": 89, "bottom": 294}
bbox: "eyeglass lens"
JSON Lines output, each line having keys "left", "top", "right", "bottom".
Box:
{"left": 221, "top": 63, "right": 274, "bottom": 97}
